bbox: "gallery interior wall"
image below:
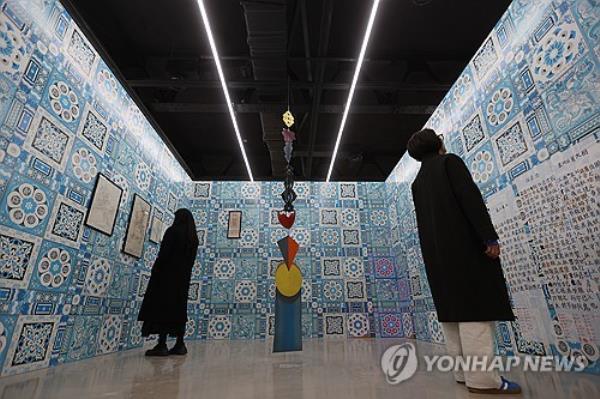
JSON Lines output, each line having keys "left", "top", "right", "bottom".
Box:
{"left": 186, "top": 181, "right": 412, "bottom": 341}
{"left": 386, "top": 0, "right": 600, "bottom": 374}
{"left": 0, "top": 0, "right": 598, "bottom": 379}
{"left": 0, "top": 0, "right": 189, "bottom": 376}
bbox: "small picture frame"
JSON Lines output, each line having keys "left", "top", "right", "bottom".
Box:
{"left": 84, "top": 173, "right": 123, "bottom": 236}
{"left": 122, "top": 194, "right": 151, "bottom": 258}
{"left": 149, "top": 214, "right": 165, "bottom": 244}
{"left": 227, "top": 210, "right": 242, "bottom": 239}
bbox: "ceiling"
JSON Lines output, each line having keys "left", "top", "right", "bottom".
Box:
{"left": 63, "top": 0, "right": 512, "bottom": 181}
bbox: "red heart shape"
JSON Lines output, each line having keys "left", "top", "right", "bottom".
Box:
{"left": 277, "top": 211, "right": 296, "bottom": 229}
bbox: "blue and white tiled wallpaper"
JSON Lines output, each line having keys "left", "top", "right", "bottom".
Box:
{"left": 185, "top": 181, "right": 412, "bottom": 342}
{"left": 0, "top": 0, "right": 188, "bottom": 376}
{"left": 0, "top": 0, "right": 598, "bottom": 378}
{"left": 386, "top": 0, "right": 600, "bottom": 373}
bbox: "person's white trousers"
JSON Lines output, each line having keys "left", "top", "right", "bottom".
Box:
{"left": 441, "top": 321, "right": 502, "bottom": 389}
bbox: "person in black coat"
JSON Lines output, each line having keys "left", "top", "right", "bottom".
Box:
{"left": 138, "top": 208, "right": 199, "bottom": 356}
{"left": 407, "top": 129, "right": 520, "bottom": 394}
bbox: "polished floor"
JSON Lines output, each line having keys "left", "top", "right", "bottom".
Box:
{"left": 0, "top": 339, "right": 598, "bottom": 399}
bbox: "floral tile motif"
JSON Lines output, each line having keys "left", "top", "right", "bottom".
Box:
{"left": 469, "top": 146, "right": 497, "bottom": 185}
{"left": 379, "top": 313, "right": 403, "bottom": 338}
{"left": 70, "top": 146, "right": 98, "bottom": 184}
{"left": 374, "top": 257, "right": 395, "bottom": 278}
{"left": 341, "top": 208, "right": 359, "bottom": 227}
{"left": 322, "top": 279, "right": 344, "bottom": 302}
{"left": 97, "top": 315, "right": 122, "bottom": 355}
{"left": 2, "top": 315, "right": 60, "bottom": 376}
{"left": 485, "top": 86, "right": 515, "bottom": 128}
{"left": 531, "top": 16, "right": 585, "bottom": 84}
{"left": 46, "top": 79, "right": 81, "bottom": 126}
{"left": 44, "top": 195, "right": 86, "bottom": 249}
{"left": 347, "top": 313, "right": 369, "bottom": 338}
{"left": 5, "top": 182, "right": 50, "bottom": 230}
{"left": 35, "top": 245, "right": 72, "bottom": 290}
{"left": 84, "top": 257, "right": 112, "bottom": 297}
{"left": 24, "top": 109, "right": 74, "bottom": 172}
{"left": 343, "top": 257, "right": 364, "bottom": 279}
{"left": 208, "top": 315, "right": 231, "bottom": 340}
{"left": 234, "top": 280, "right": 257, "bottom": 303}
{"left": 0, "top": 225, "right": 42, "bottom": 289}
{"left": 213, "top": 258, "right": 235, "bottom": 279}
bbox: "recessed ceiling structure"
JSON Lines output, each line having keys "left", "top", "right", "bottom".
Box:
{"left": 64, "top": 0, "right": 512, "bottom": 181}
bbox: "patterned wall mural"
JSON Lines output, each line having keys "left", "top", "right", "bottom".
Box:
{"left": 0, "top": 0, "right": 188, "bottom": 376}
{"left": 185, "top": 181, "right": 413, "bottom": 342}
{"left": 0, "top": 0, "right": 597, "bottom": 379}
{"left": 386, "top": 0, "right": 600, "bottom": 374}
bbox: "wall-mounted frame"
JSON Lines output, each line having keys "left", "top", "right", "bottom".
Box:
{"left": 227, "top": 210, "right": 242, "bottom": 239}
{"left": 84, "top": 173, "right": 123, "bottom": 236}
{"left": 122, "top": 194, "right": 151, "bottom": 258}
{"left": 149, "top": 213, "right": 165, "bottom": 244}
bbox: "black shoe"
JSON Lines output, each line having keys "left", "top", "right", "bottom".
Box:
{"left": 168, "top": 344, "right": 188, "bottom": 356}
{"left": 145, "top": 344, "right": 168, "bottom": 357}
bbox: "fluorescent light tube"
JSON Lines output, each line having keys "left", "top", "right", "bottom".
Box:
{"left": 326, "top": 0, "right": 381, "bottom": 182}
{"left": 197, "top": 0, "right": 254, "bottom": 181}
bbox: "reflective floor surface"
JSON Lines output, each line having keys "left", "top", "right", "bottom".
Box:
{"left": 0, "top": 339, "right": 598, "bottom": 399}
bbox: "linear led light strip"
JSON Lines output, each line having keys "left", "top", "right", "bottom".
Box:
{"left": 197, "top": 0, "right": 254, "bottom": 181}
{"left": 326, "top": 0, "right": 381, "bottom": 182}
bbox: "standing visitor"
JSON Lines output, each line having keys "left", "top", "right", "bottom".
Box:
{"left": 138, "top": 208, "right": 199, "bottom": 356}
{"left": 407, "top": 128, "right": 521, "bottom": 394}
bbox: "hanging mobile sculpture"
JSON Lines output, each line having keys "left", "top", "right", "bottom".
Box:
{"left": 273, "top": 104, "right": 302, "bottom": 353}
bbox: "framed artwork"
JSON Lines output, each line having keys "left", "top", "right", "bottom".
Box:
{"left": 227, "top": 210, "right": 242, "bottom": 239}
{"left": 122, "top": 194, "right": 151, "bottom": 258}
{"left": 84, "top": 173, "right": 123, "bottom": 236}
{"left": 149, "top": 214, "right": 165, "bottom": 244}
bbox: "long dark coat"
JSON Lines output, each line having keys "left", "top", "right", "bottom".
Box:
{"left": 411, "top": 153, "right": 514, "bottom": 322}
{"left": 138, "top": 225, "right": 198, "bottom": 333}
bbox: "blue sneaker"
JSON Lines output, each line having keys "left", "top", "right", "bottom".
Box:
{"left": 467, "top": 376, "right": 522, "bottom": 394}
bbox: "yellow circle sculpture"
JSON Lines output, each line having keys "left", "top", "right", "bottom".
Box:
{"left": 274, "top": 262, "right": 302, "bottom": 297}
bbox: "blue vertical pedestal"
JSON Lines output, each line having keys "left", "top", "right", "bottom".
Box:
{"left": 273, "top": 290, "right": 302, "bottom": 352}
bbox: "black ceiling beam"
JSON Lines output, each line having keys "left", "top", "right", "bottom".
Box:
{"left": 149, "top": 102, "right": 436, "bottom": 115}
{"left": 128, "top": 79, "right": 450, "bottom": 91}
{"left": 145, "top": 55, "right": 467, "bottom": 63}
{"left": 305, "top": 0, "right": 333, "bottom": 178}
{"left": 300, "top": 0, "right": 313, "bottom": 82}
{"left": 185, "top": 148, "right": 401, "bottom": 159}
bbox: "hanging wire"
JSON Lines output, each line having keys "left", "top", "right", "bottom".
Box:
{"left": 287, "top": 76, "right": 290, "bottom": 112}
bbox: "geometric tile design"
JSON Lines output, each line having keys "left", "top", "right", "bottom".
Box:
{"left": 24, "top": 110, "right": 74, "bottom": 172}
{"left": 0, "top": 225, "right": 42, "bottom": 288}
{"left": 44, "top": 196, "right": 86, "bottom": 249}
{"left": 462, "top": 113, "right": 486, "bottom": 153}
{"left": 2, "top": 315, "right": 60, "bottom": 376}
{"left": 1, "top": 0, "right": 598, "bottom": 378}
{"left": 386, "top": 0, "right": 600, "bottom": 375}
